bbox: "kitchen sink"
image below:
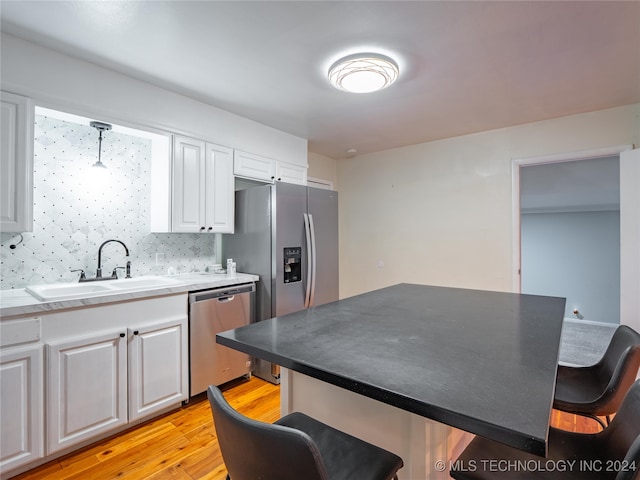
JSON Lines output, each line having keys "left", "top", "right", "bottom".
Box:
{"left": 26, "top": 283, "right": 116, "bottom": 301}
{"left": 25, "top": 275, "right": 182, "bottom": 301}
{"left": 107, "top": 276, "right": 181, "bottom": 290}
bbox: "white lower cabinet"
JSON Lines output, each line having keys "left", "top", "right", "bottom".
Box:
{"left": 128, "top": 319, "right": 188, "bottom": 422}
{"left": 46, "top": 330, "right": 127, "bottom": 454}
{"left": 0, "top": 344, "right": 44, "bottom": 472}
{"left": 0, "top": 295, "right": 188, "bottom": 474}
{"left": 41, "top": 295, "right": 188, "bottom": 457}
{"left": 46, "top": 315, "right": 188, "bottom": 455}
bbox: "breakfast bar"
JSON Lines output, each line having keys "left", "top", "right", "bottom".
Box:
{"left": 217, "top": 284, "right": 566, "bottom": 479}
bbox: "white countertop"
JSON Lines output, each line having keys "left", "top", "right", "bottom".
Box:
{"left": 0, "top": 273, "right": 259, "bottom": 319}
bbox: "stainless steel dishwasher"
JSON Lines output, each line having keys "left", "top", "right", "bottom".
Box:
{"left": 189, "top": 283, "right": 255, "bottom": 396}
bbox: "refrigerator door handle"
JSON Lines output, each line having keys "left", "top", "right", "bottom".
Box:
{"left": 308, "top": 213, "right": 317, "bottom": 307}
{"left": 303, "top": 213, "right": 312, "bottom": 308}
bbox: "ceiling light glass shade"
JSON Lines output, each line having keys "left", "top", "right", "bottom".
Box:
{"left": 328, "top": 53, "right": 399, "bottom": 93}
{"left": 85, "top": 160, "right": 111, "bottom": 188}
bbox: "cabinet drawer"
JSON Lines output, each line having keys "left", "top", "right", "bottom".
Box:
{"left": 0, "top": 317, "right": 41, "bottom": 347}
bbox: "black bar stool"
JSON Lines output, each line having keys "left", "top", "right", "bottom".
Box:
{"left": 450, "top": 380, "right": 640, "bottom": 480}
{"left": 207, "top": 385, "right": 404, "bottom": 480}
{"left": 554, "top": 324, "right": 640, "bottom": 429}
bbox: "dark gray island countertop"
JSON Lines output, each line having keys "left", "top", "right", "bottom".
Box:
{"left": 217, "top": 283, "right": 566, "bottom": 457}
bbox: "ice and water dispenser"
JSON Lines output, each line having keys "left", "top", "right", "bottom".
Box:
{"left": 283, "top": 247, "right": 302, "bottom": 283}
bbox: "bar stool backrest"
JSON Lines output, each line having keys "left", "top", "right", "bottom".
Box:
{"left": 602, "top": 380, "right": 640, "bottom": 480}
{"left": 207, "top": 385, "right": 329, "bottom": 480}
{"left": 595, "top": 326, "right": 640, "bottom": 413}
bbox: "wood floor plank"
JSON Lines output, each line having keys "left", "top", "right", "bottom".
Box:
{"left": 175, "top": 442, "right": 224, "bottom": 480}
{"left": 95, "top": 423, "right": 179, "bottom": 463}
{"left": 38, "top": 456, "right": 99, "bottom": 480}
{"left": 11, "top": 378, "right": 278, "bottom": 480}
{"left": 550, "top": 409, "right": 604, "bottom": 433}
{"left": 7, "top": 461, "right": 63, "bottom": 479}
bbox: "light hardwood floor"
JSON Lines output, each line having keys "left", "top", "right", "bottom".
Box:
{"left": 10, "top": 376, "right": 600, "bottom": 480}
{"left": 12, "top": 377, "right": 279, "bottom": 480}
{"left": 550, "top": 409, "right": 605, "bottom": 434}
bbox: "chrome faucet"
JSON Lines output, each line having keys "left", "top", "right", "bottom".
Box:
{"left": 97, "top": 239, "right": 130, "bottom": 278}
{"left": 77, "top": 239, "right": 131, "bottom": 282}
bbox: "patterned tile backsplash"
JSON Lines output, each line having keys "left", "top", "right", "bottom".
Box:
{"left": 0, "top": 115, "right": 219, "bottom": 290}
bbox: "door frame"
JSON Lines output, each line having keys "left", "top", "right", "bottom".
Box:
{"left": 511, "top": 144, "right": 633, "bottom": 294}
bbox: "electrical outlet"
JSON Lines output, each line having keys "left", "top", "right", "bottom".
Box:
{"left": 156, "top": 252, "right": 166, "bottom": 266}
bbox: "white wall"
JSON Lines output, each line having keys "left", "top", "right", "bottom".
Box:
{"left": 0, "top": 33, "right": 307, "bottom": 165}
{"left": 308, "top": 151, "right": 338, "bottom": 190}
{"left": 521, "top": 211, "right": 620, "bottom": 324}
{"left": 337, "top": 104, "right": 639, "bottom": 299}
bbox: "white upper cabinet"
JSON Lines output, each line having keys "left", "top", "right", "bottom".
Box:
{"left": 205, "top": 142, "right": 235, "bottom": 233}
{"left": 171, "top": 135, "right": 206, "bottom": 232}
{"left": 171, "top": 135, "right": 234, "bottom": 233}
{"left": 276, "top": 161, "right": 307, "bottom": 185}
{"left": 1, "top": 91, "right": 34, "bottom": 232}
{"left": 234, "top": 150, "right": 277, "bottom": 182}
{"left": 234, "top": 150, "right": 307, "bottom": 185}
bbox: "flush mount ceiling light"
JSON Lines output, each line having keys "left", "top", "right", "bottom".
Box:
{"left": 328, "top": 53, "right": 399, "bottom": 93}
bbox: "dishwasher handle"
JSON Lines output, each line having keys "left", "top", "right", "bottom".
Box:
{"left": 189, "top": 283, "right": 255, "bottom": 303}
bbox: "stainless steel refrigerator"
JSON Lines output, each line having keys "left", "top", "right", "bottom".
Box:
{"left": 223, "top": 182, "right": 339, "bottom": 384}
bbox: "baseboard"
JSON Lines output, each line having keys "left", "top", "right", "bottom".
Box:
{"left": 563, "top": 317, "right": 618, "bottom": 328}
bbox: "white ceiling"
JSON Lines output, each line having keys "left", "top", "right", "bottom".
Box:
{"left": 1, "top": 1, "right": 639, "bottom": 159}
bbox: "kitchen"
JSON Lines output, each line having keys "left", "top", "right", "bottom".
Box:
{"left": 1, "top": 1, "right": 640, "bottom": 479}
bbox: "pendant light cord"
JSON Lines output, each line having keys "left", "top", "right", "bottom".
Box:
{"left": 97, "top": 130, "right": 103, "bottom": 164}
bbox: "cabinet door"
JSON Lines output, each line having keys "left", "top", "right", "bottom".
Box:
{"left": 205, "top": 143, "right": 234, "bottom": 233}
{"left": 276, "top": 161, "right": 307, "bottom": 185}
{"left": 1, "top": 91, "right": 33, "bottom": 232}
{"left": 233, "top": 150, "right": 276, "bottom": 182}
{"left": 172, "top": 135, "right": 206, "bottom": 232}
{"left": 128, "top": 316, "right": 188, "bottom": 422}
{"left": 47, "top": 331, "right": 127, "bottom": 454}
{"left": 0, "top": 344, "right": 44, "bottom": 472}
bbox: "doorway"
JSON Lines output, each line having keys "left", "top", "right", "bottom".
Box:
{"left": 520, "top": 156, "right": 620, "bottom": 324}
{"left": 512, "top": 145, "right": 634, "bottom": 327}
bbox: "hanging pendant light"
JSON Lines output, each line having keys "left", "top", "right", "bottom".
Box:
{"left": 328, "top": 53, "right": 399, "bottom": 93}
{"left": 90, "top": 121, "right": 112, "bottom": 168}
{"left": 88, "top": 121, "right": 112, "bottom": 187}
